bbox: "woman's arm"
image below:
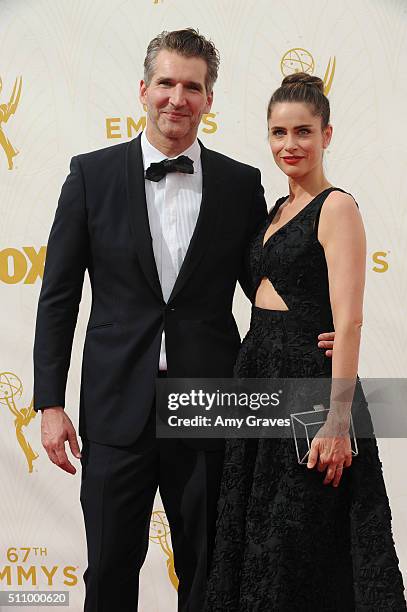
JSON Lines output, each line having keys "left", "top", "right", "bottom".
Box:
{"left": 318, "top": 190, "right": 366, "bottom": 383}
{"left": 307, "top": 190, "right": 366, "bottom": 486}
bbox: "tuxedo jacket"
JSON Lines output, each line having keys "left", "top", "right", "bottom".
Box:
{"left": 33, "top": 134, "right": 268, "bottom": 447}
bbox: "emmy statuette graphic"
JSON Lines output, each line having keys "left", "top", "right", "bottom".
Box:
{"left": 0, "top": 372, "right": 38, "bottom": 473}
{"left": 281, "top": 49, "right": 336, "bottom": 95}
{"left": 149, "top": 510, "right": 178, "bottom": 590}
{"left": 0, "top": 76, "right": 22, "bottom": 170}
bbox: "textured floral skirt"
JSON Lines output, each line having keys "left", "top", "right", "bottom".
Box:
{"left": 204, "top": 307, "right": 406, "bottom": 612}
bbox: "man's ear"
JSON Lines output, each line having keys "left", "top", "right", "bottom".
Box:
{"left": 139, "top": 79, "right": 147, "bottom": 106}
{"left": 204, "top": 91, "right": 213, "bottom": 115}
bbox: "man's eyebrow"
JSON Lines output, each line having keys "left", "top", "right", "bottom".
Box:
{"left": 155, "top": 77, "right": 204, "bottom": 90}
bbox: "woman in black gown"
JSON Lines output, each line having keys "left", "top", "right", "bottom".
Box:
{"left": 205, "top": 73, "right": 406, "bottom": 611}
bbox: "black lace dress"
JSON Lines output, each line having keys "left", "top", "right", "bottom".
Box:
{"left": 205, "top": 188, "right": 406, "bottom": 611}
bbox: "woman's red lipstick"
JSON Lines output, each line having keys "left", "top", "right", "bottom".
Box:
{"left": 282, "top": 156, "right": 303, "bottom": 165}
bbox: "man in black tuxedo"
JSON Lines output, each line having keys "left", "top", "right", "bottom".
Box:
{"left": 34, "top": 28, "right": 334, "bottom": 612}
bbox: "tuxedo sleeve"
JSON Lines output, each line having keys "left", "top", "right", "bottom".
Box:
{"left": 238, "top": 168, "right": 268, "bottom": 300}
{"left": 33, "top": 156, "right": 88, "bottom": 411}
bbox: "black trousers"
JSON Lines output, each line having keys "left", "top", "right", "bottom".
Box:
{"left": 80, "top": 378, "right": 225, "bottom": 612}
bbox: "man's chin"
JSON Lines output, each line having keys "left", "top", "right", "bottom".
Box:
{"left": 161, "top": 127, "right": 192, "bottom": 141}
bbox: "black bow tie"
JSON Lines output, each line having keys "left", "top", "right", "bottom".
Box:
{"left": 145, "top": 155, "right": 194, "bottom": 182}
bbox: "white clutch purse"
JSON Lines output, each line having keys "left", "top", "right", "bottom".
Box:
{"left": 290, "top": 404, "right": 358, "bottom": 465}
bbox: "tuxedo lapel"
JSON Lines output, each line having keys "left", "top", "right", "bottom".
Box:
{"left": 168, "top": 142, "right": 221, "bottom": 303}
{"left": 126, "top": 135, "right": 163, "bottom": 302}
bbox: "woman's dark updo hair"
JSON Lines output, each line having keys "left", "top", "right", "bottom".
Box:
{"left": 267, "top": 72, "right": 330, "bottom": 129}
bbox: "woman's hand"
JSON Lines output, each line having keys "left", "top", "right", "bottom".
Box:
{"left": 307, "top": 423, "right": 353, "bottom": 487}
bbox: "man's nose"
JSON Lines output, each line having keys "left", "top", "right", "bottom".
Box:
{"left": 169, "top": 84, "right": 186, "bottom": 107}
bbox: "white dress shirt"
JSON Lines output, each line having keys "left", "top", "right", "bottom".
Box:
{"left": 141, "top": 130, "right": 202, "bottom": 370}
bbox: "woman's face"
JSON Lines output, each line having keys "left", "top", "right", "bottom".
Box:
{"left": 268, "top": 102, "right": 332, "bottom": 179}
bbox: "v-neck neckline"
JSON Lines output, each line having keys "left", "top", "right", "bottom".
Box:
{"left": 262, "top": 187, "right": 334, "bottom": 248}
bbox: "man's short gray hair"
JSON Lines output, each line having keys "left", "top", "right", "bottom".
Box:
{"left": 144, "top": 28, "right": 220, "bottom": 93}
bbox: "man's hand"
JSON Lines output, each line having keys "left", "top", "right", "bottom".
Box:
{"left": 318, "top": 331, "right": 335, "bottom": 357}
{"left": 41, "top": 407, "right": 81, "bottom": 474}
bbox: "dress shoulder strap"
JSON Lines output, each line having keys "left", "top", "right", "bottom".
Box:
{"left": 314, "top": 187, "right": 359, "bottom": 235}
{"left": 268, "top": 196, "right": 288, "bottom": 222}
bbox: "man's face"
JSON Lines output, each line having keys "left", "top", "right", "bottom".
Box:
{"left": 139, "top": 50, "right": 213, "bottom": 148}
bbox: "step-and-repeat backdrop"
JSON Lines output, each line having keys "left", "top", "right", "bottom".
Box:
{"left": 1, "top": 0, "right": 406, "bottom": 610}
